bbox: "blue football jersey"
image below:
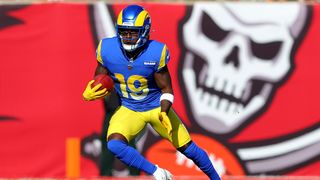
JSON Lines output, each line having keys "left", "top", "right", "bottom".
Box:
{"left": 96, "top": 37, "right": 170, "bottom": 112}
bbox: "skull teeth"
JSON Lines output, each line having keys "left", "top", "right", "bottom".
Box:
{"left": 218, "top": 98, "right": 229, "bottom": 111}
{"left": 227, "top": 102, "right": 237, "bottom": 113}
{"left": 206, "top": 76, "right": 245, "bottom": 103}
{"left": 225, "top": 82, "right": 235, "bottom": 95}
{"left": 234, "top": 83, "right": 244, "bottom": 99}
{"left": 242, "top": 81, "right": 252, "bottom": 102}
{"left": 210, "top": 94, "right": 219, "bottom": 109}
{"left": 214, "top": 77, "right": 226, "bottom": 92}
{"left": 197, "top": 88, "right": 244, "bottom": 116}
{"left": 202, "top": 92, "right": 211, "bottom": 105}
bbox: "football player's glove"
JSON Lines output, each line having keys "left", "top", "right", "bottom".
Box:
{"left": 83, "top": 80, "right": 109, "bottom": 101}
{"left": 159, "top": 112, "right": 172, "bottom": 136}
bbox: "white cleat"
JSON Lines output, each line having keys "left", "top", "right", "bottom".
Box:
{"left": 153, "top": 166, "right": 173, "bottom": 180}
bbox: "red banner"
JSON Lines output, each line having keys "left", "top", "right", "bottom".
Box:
{"left": 0, "top": 2, "right": 319, "bottom": 177}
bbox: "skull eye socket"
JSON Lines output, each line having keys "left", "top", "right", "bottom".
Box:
{"left": 250, "top": 40, "right": 282, "bottom": 60}
{"left": 201, "top": 11, "right": 229, "bottom": 42}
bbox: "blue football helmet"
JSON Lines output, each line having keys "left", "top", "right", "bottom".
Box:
{"left": 116, "top": 5, "right": 151, "bottom": 52}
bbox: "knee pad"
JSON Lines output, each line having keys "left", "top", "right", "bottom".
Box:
{"left": 107, "top": 139, "right": 127, "bottom": 155}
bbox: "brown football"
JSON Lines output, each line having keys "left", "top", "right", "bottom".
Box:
{"left": 91, "top": 74, "right": 114, "bottom": 91}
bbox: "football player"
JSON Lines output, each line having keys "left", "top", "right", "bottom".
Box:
{"left": 83, "top": 4, "right": 220, "bottom": 180}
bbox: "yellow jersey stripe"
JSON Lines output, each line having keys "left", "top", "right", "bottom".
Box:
{"left": 158, "top": 45, "right": 167, "bottom": 70}
{"left": 96, "top": 40, "right": 103, "bottom": 65}
{"left": 117, "top": 10, "right": 123, "bottom": 25}
{"left": 135, "top": 10, "right": 149, "bottom": 26}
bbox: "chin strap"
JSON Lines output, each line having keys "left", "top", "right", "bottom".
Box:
{"left": 122, "top": 43, "right": 139, "bottom": 52}
{"left": 122, "top": 37, "right": 144, "bottom": 51}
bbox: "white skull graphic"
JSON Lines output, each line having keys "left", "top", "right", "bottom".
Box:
{"left": 181, "top": 3, "right": 308, "bottom": 134}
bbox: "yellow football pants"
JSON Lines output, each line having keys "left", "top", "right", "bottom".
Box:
{"left": 107, "top": 106, "right": 191, "bottom": 148}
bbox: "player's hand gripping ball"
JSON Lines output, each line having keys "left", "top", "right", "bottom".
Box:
{"left": 82, "top": 74, "right": 114, "bottom": 101}
{"left": 91, "top": 74, "right": 114, "bottom": 91}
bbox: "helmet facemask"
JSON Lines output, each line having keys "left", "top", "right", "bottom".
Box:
{"left": 117, "top": 25, "right": 150, "bottom": 52}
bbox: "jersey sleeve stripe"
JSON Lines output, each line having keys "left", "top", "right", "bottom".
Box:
{"left": 135, "top": 10, "right": 149, "bottom": 26}
{"left": 96, "top": 40, "right": 103, "bottom": 65}
{"left": 158, "top": 45, "right": 167, "bottom": 70}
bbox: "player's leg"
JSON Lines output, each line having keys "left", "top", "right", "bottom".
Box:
{"left": 106, "top": 106, "right": 171, "bottom": 179}
{"left": 149, "top": 108, "right": 220, "bottom": 180}
{"left": 177, "top": 141, "right": 220, "bottom": 180}
{"left": 106, "top": 106, "right": 155, "bottom": 174}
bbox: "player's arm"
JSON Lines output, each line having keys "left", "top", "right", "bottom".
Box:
{"left": 95, "top": 62, "right": 109, "bottom": 76}
{"left": 83, "top": 39, "right": 111, "bottom": 101}
{"left": 82, "top": 63, "right": 110, "bottom": 101}
{"left": 155, "top": 65, "right": 174, "bottom": 135}
{"left": 83, "top": 53, "right": 110, "bottom": 102}
{"left": 93, "top": 40, "right": 109, "bottom": 77}
{"left": 154, "top": 65, "right": 173, "bottom": 113}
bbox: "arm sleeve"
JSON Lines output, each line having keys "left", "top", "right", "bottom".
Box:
{"left": 156, "top": 44, "right": 170, "bottom": 72}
